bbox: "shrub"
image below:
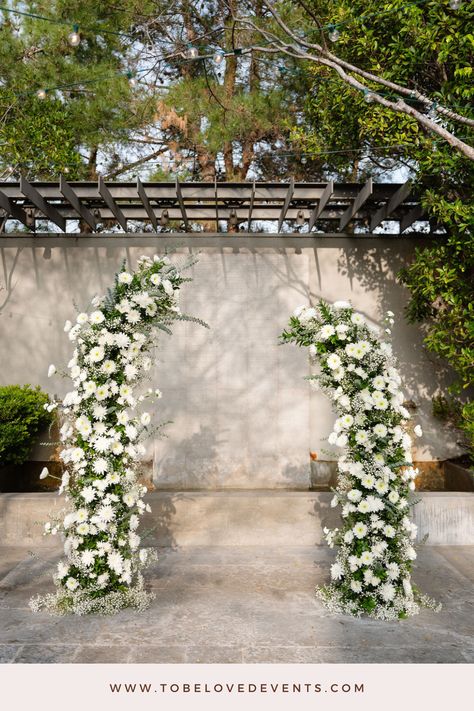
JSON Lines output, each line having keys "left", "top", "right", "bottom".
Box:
{"left": 0, "top": 385, "right": 53, "bottom": 466}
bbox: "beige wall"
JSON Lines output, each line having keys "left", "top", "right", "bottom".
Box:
{"left": 0, "top": 242, "right": 461, "bottom": 489}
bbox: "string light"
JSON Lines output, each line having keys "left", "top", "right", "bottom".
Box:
{"left": 213, "top": 49, "right": 225, "bottom": 64}
{"left": 428, "top": 102, "right": 438, "bottom": 119}
{"left": 36, "top": 88, "right": 47, "bottom": 99}
{"left": 328, "top": 25, "right": 340, "bottom": 42}
{"left": 126, "top": 71, "right": 137, "bottom": 87}
{"left": 68, "top": 24, "right": 81, "bottom": 47}
{"left": 186, "top": 44, "right": 199, "bottom": 59}
{"left": 363, "top": 90, "right": 375, "bottom": 103}
{"left": 449, "top": 0, "right": 462, "bottom": 8}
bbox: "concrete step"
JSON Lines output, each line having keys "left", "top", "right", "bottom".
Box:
{"left": 1, "top": 491, "right": 473, "bottom": 547}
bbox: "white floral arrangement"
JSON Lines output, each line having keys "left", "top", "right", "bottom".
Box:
{"left": 281, "top": 299, "right": 440, "bottom": 620}
{"left": 30, "top": 253, "right": 205, "bottom": 616}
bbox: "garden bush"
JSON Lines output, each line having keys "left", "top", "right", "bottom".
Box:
{"left": 0, "top": 385, "right": 53, "bottom": 466}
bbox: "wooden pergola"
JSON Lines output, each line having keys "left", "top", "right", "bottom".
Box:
{"left": 0, "top": 177, "right": 437, "bottom": 248}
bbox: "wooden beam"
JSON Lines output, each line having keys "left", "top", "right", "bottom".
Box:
{"left": 400, "top": 204, "right": 425, "bottom": 233}
{"left": 98, "top": 176, "right": 127, "bottom": 231}
{"left": 0, "top": 232, "right": 443, "bottom": 250}
{"left": 136, "top": 178, "right": 157, "bottom": 231}
{"left": 214, "top": 179, "right": 219, "bottom": 232}
{"left": 277, "top": 177, "right": 294, "bottom": 233}
{"left": 0, "top": 190, "right": 31, "bottom": 229}
{"left": 20, "top": 176, "right": 66, "bottom": 231}
{"left": 175, "top": 179, "right": 189, "bottom": 231}
{"left": 339, "top": 178, "right": 373, "bottom": 231}
{"left": 309, "top": 180, "right": 334, "bottom": 231}
{"left": 60, "top": 176, "right": 98, "bottom": 231}
{"left": 370, "top": 180, "right": 412, "bottom": 231}
{"left": 248, "top": 180, "right": 256, "bottom": 230}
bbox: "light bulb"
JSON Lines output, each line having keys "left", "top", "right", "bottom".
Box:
{"left": 328, "top": 27, "right": 340, "bottom": 42}
{"left": 187, "top": 45, "right": 198, "bottom": 59}
{"left": 428, "top": 103, "right": 437, "bottom": 119}
{"left": 364, "top": 91, "right": 374, "bottom": 103}
{"left": 37, "top": 89, "right": 47, "bottom": 100}
{"left": 449, "top": 0, "right": 462, "bottom": 9}
{"left": 68, "top": 25, "right": 81, "bottom": 47}
{"left": 127, "top": 72, "right": 137, "bottom": 87}
{"left": 213, "top": 50, "right": 224, "bottom": 64}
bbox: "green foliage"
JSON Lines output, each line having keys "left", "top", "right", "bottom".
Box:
{"left": 0, "top": 385, "right": 53, "bottom": 466}
{"left": 282, "top": 0, "right": 474, "bottom": 450}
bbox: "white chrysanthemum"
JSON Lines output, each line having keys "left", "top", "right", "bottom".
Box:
{"left": 115, "top": 332, "right": 130, "bottom": 348}
{"left": 83, "top": 380, "right": 97, "bottom": 397}
{"left": 124, "top": 363, "right": 138, "bottom": 380}
{"left": 140, "top": 412, "right": 151, "bottom": 426}
{"left": 118, "top": 271, "right": 133, "bottom": 284}
{"left": 92, "top": 457, "right": 108, "bottom": 475}
{"left": 89, "top": 346, "right": 105, "bottom": 363}
{"left": 379, "top": 582, "right": 396, "bottom": 602}
{"left": 319, "top": 324, "right": 335, "bottom": 340}
{"left": 326, "top": 353, "right": 341, "bottom": 370}
{"left": 92, "top": 404, "right": 106, "bottom": 421}
{"left": 330, "top": 562, "right": 344, "bottom": 580}
{"left": 101, "top": 360, "right": 116, "bottom": 374}
{"left": 360, "top": 551, "right": 374, "bottom": 566}
{"left": 353, "top": 522, "right": 368, "bottom": 539}
{"left": 119, "top": 384, "right": 132, "bottom": 398}
{"left": 414, "top": 424, "right": 423, "bottom": 437}
{"left": 116, "top": 411, "right": 129, "bottom": 425}
{"left": 358, "top": 499, "right": 370, "bottom": 514}
{"left": 110, "top": 441, "right": 123, "bottom": 455}
{"left": 351, "top": 312, "right": 364, "bottom": 325}
{"left": 81, "top": 550, "right": 95, "bottom": 567}
{"left": 80, "top": 486, "right": 96, "bottom": 503}
{"left": 56, "top": 562, "right": 69, "bottom": 580}
{"left": 375, "top": 479, "right": 389, "bottom": 495}
{"left": 339, "top": 414, "right": 354, "bottom": 429}
{"left": 347, "top": 489, "right": 362, "bottom": 503}
{"left": 65, "top": 577, "right": 79, "bottom": 591}
{"left": 90, "top": 310, "right": 105, "bottom": 324}
{"left": 372, "top": 375, "right": 385, "bottom": 390}
{"left": 373, "top": 423, "right": 387, "bottom": 438}
{"left": 95, "top": 385, "right": 109, "bottom": 401}
{"left": 386, "top": 562, "right": 400, "bottom": 580}
{"left": 76, "top": 522, "right": 90, "bottom": 536}
{"left": 97, "top": 505, "right": 115, "bottom": 523}
{"left": 383, "top": 524, "right": 396, "bottom": 538}
{"left": 125, "top": 424, "right": 138, "bottom": 441}
{"left": 355, "top": 430, "right": 369, "bottom": 445}
{"left": 123, "top": 492, "right": 136, "bottom": 507}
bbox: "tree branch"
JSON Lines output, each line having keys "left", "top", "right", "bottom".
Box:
{"left": 261, "top": 1, "right": 474, "bottom": 130}
{"left": 232, "top": 8, "right": 474, "bottom": 161}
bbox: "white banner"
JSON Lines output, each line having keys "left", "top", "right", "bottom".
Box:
{"left": 0, "top": 663, "right": 470, "bottom": 711}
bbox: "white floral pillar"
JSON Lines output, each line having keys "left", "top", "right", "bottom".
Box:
{"left": 31, "top": 254, "right": 203, "bottom": 615}
{"left": 281, "top": 300, "right": 439, "bottom": 620}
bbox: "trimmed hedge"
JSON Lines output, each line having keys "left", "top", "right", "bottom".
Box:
{"left": 0, "top": 385, "right": 53, "bottom": 466}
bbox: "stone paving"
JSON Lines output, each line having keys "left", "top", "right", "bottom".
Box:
{"left": 0, "top": 545, "right": 473, "bottom": 663}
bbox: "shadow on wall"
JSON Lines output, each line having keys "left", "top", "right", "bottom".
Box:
{"left": 335, "top": 243, "right": 453, "bottom": 388}
{"left": 155, "top": 425, "right": 224, "bottom": 489}
{"left": 334, "top": 244, "right": 461, "bottom": 459}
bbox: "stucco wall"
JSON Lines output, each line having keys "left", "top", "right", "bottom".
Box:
{"left": 0, "top": 242, "right": 461, "bottom": 489}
